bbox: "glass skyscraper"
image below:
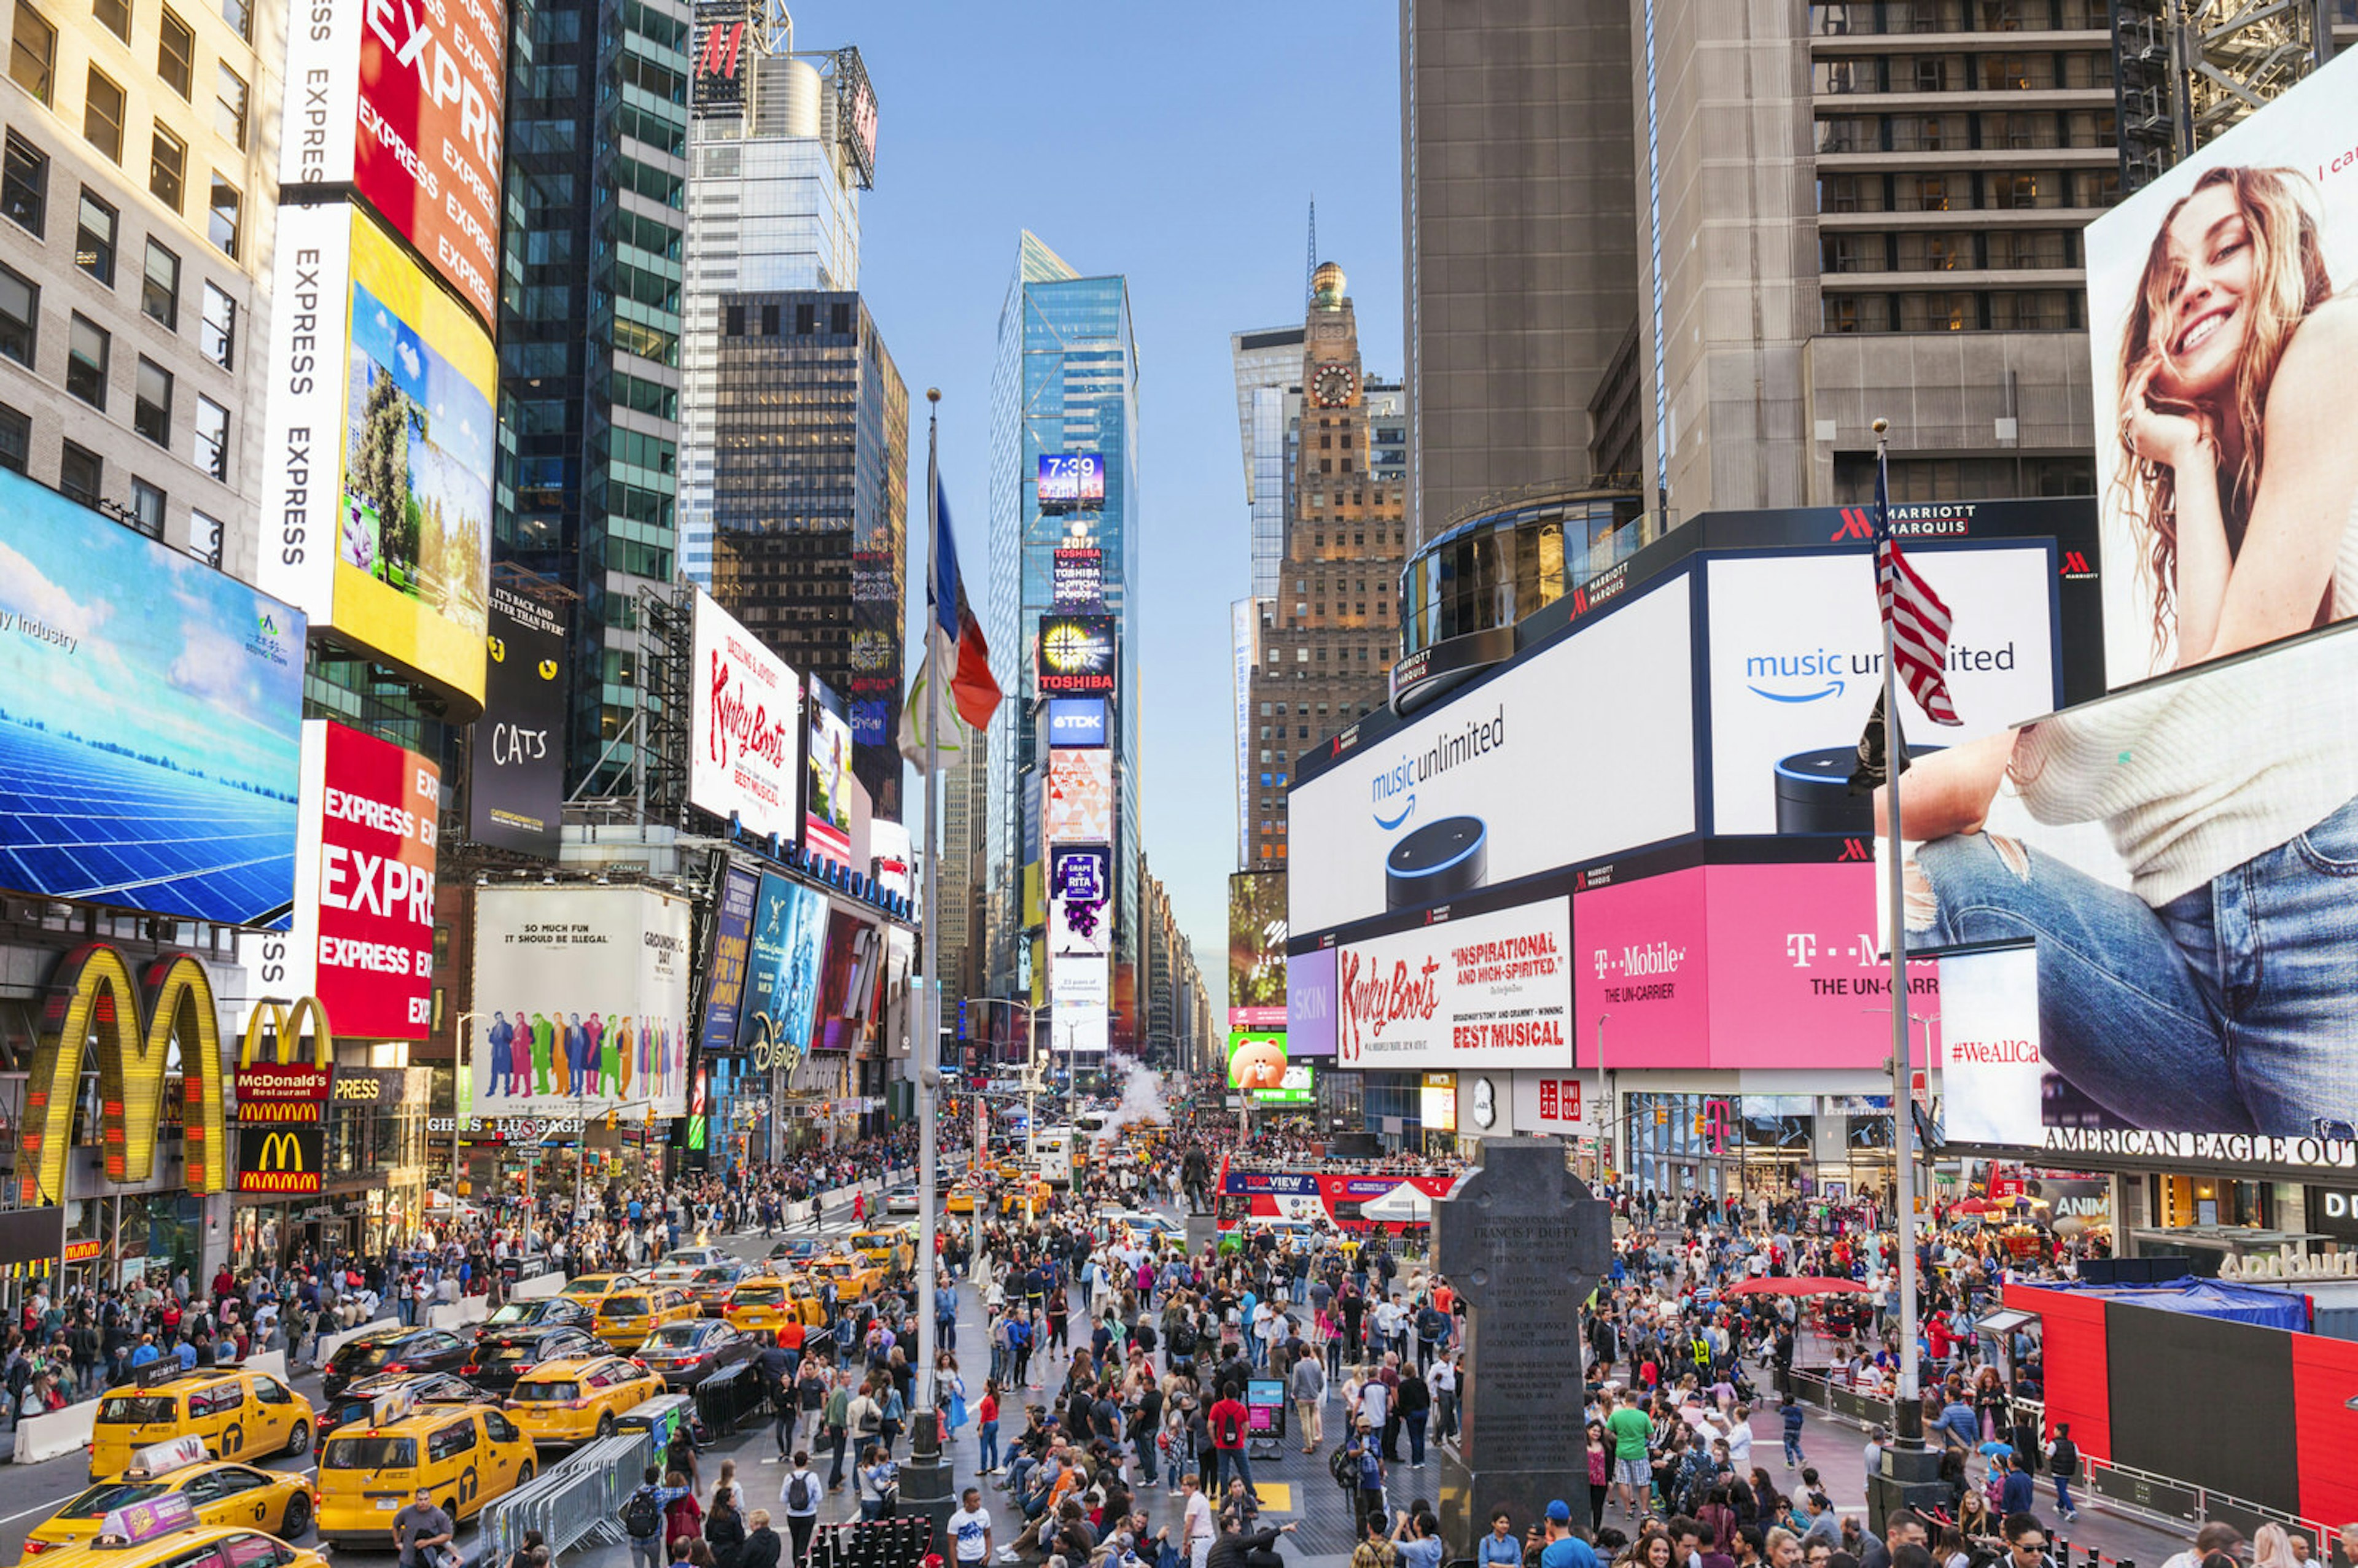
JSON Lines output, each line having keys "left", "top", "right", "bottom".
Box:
{"left": 984, "top": 232, "right": 1143, "bottom": 1038}
{"left": 494, "top": 0, "right": 690, "bottom": 790}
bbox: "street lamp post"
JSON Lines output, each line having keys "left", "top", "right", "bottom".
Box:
{"left": 447, "top": 1011, "right": 482, "bottom": 1230}
{"left": 1592, "top": 1014, "right": 1610, "bottom": 1179}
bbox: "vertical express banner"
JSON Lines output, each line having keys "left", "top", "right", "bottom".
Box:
{"left": 699, "top": 865, "right": 761, "bottom": 1054}
{"left": 468, "top": 585, "right": 566, "bottom": 855}
{"left": 287, "top": 720, "right": 440, "bottom": 1041}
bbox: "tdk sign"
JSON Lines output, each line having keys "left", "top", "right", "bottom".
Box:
{"left": 1046, "top": 697, "right": 1108, "bottom": 748}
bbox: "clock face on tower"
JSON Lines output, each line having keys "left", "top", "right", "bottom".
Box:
{"left": 1313, "top": 364, "right": 1356, "bottom": 407}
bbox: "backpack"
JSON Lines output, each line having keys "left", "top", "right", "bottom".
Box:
{"left": 620, "top": 1487, "right": 662, "bottom": 1539}
{"left": 1329, "top": 1445, "right": 1359, "bottom": 1487}
{"left": 787, "top": 1472, "right": 815, "bottom": 1512}
{"left": 1170, "top": 1321, "right": 1197, "bottom": 1356}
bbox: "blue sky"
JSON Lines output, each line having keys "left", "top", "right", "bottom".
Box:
{"left": 842, "top": 4, "right": 1406, "bottom": 1011}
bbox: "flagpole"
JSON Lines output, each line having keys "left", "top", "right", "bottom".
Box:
{"left": 916, "top": 390, "right": 943, "bottom": 1438}
{"left": 1874, "top": 416, "right": 1924, "bottom": 1442}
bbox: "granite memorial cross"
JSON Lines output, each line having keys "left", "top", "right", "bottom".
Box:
{"left": 1433, "top": 1137, "right": 1613, "bottom": 1558}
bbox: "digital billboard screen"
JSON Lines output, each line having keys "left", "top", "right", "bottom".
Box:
{"left": 287, "top": 720, "right": 439, "bottom": 1041}
{"left": 278, "top": 0, "right": 506, "bottom": 324}
{"left": 698, "top": 864, "right": 761, "bottom": 1055}
{"left": 1037, "top": 453, "right": 1105, "bottom": 510}
{"left": 812, "top": 909, "right": 883, "bottom": 1053}
{"left": 1045, "top": 747, "right": 1114, "bottom": 843}
{"left": 1049, "top": 845, "right": 1111, "bottom": 957}
{"left": 1288, "top": 570, "right": 1695, "bottom": 942}
{"left": 689, "top": 589, "right": 803, "bottom": 845}
{"left": 1228, "top": 869, "right": 1286, "bottom": 1028}
{"left": 2087, "top": 49, "right": 2358, "bottom": 691}
{"left": 1046, "top": 697, "right": 1107, "bottom": 748}
{"left": 1037, "top": 615, "right": 1116, "bottom": 695}
{"left": 739, "top": 872, "right": 826, "bottom": 1066}
{"left": 259, "top": 203, "right": 494, "bottom": 712}
{"left": 690, "top": 0, "right": 751, "bottom": 120}
{"left": 467, "top": 583, "right": 566, "bottom": 856}
{"left": 469, "top": 886, "right": 693, "bottom": 1120}
{"left": 1908, "top": 623, "right": 2358, "bottom": 1162}
{"left": 804, "top": 694, "right": 854, "bottom": 863}
{"left": 1051, "top": 952, "right": 1109, "bottom": 1055}
{"left": 1331, "top": 895, "right": 1572, "bottom": 1073}
{"left": 0, "top": 469, "right": 303, "bottom": 927}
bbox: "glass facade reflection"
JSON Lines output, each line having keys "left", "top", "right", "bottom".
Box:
{"left": 1398, "top": 486, "right": 1646, "bottom": 658}
{"left": 1620, "top": 1090, "right": 1896, "bottom": 1203}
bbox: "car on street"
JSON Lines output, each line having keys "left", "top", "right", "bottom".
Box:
{"left": 766, "top": 1237, "right": 821, "bottom": 1265}
{"left": 632, "top": 1319, "right": 762, "bottom": 1390}
{"left": 89, "top": 1365, "right": 316, "bottom": 1480}
{"left": 27, "top": 1456, "right": 319, "bottom": 1552}
{"left": 661, "top": 1245, "right": 731, "bottom": 1270}
{"left": 686, "top": 1260, "right": 750, "bottom": 1314}
{"left": 321, "top": 1325, "right": 473, "bottom": 1398}
{"left": 315, "top": 1403, "right": 535, "bottom": 1545}
{"left": 314, "top": 1373, "right": 480, "bottom": 1445}
{"left": 556, "top": 1271, "right": 644, "bottom": 1306}
{"left": 884, "top": 1186, "right": 920, "bottom": 1215}
{"left": 26, "top": 1523, "right": 330, "bottom": 1568}
{"left": 502, "top": 1355, "right": 667, "bottom": 1445}
{"left": 463, "top": 1324, "right": 610, "bottom": 1394}
{"left": 473, "top": 1295, "right": 597, "bottom": 1341}
{"left": 592, "top": 1286, "right": 700, "bottom": 1352}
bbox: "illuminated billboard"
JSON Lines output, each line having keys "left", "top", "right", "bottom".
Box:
{"left": 1046, "top": 697, "right": 1107, "bottom": 748}
{"left": 1049, "top": 845, "right": 1111, "bottom": 957}
{"left": 259, "top": 203, "right": 494, "bottom": 712}
{"left": 1332, "top": 896, "right": 1572, "bottom": 1073}
{"left": 739, "top": 872, "right": 827, "bottom": 1069}
{"left": 277, "top": 0, "right": 506, "bottom": 324}
{"left": 1052, "top": 548, "right": 1103, "bottom": 606}
{"left": 2087, "top": 50, "right": 2358, "bottom": 690}
{"left": 1037, "top": 615, "right": 1116, "bottom": 695}
{"left": 698, "top": 864, "right": 760, "bottom": 1055}
{"left": 805, "top": 693, "right": 854, "bottom": 863}
{"left": 287, "top": 720, "right": 440, "bottom": 1041}
{"left": 1051, "top": 953, "right": 1108, "bottom": 1055}
{"left": 1037, "top": 453, "right": 1105, "bottom": 511}
{"left": 0, "top": 468, "right": 303, "bottom": 927}
{"left": 689, "top": 589, "right": 803, "bottom": 844}
{"left": 1907, "top": 624, "right": 2358, "bottom": 1157}
{"left": 1228, "top": 869, "right": 1286, "bottom": 1029}
{"left": 467, "top": 584, "right": 566, "bottom": 856}
{"left": 690, "top": 0, "right": 752, "bottom": 120}
{"left": 469, "top": 886, "right": 695, "bottom": 1121}
{"left": 1045, "top": 748, "right": 1114, "bottom": 843}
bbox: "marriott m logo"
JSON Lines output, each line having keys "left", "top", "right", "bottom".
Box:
{"left": 2061, "top": 550, "right": 2092, "bottom": 575}
{"left": 1831, "top": 508, "right": 1875, "bottom": 543}
{"left": 700, "top": 20, "right": 745, "bottom": 80}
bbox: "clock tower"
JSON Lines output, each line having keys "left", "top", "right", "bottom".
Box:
{"left": 1242, "top": 260, "right": 1409, "bottom": 871}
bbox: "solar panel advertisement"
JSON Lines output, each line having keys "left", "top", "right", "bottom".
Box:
{"left": 287, "top": 720, "right": 440, "bottom": 1040}
{"left": 0, "top": 469, "right": 304, "bottom": 927}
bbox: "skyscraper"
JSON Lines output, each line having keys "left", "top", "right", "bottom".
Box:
{"left": 1231, "top": 324, "right": 1305, "bottom": 599}
{"left": 704, "top": 288, "right": 908, "bottom": 816}
{"left": 1399, "top": 0, "right": 1640, "bottom": 548}
{"left": 985, "top": 231, "right": 1142, "bottom": 1050}
{"left": 494, "top": 0, "right": 693, "bottom": 789}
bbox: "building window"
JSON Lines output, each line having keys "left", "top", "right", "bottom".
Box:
{"left": 134, "top": 356, "right": 171, "bottom": 443}
{"left": 206, "top": 173, "right": 239, "bottom": 257}
{"left": 1, "top": 131, "right": 44, "bottom": 236}
{"left": 192, "top": 392, "right": 226, "bottom": 478}
{"left": 127, "top": 475, "right": 163, "bottom": 537}
{"left": 141, "top": 238, "right": 177, "bottom": 326}
{"left": 157, "top": 9, "right": 194, "bottom": 94}
{"left": 0, "top": 261, "right": 34, "bottom": 366}
{"left": 93, "top": 0, "right": 128, "bottom": 37}
{"left": 150, "top": 124, "right": 186, "bottom": 210}
{"left": 189, "top": 507, "right": 220, "bottom": 563}
{"left": 198, "top": 281, "right": 233, "bottom": 366}
{"left": 76, "top": 187, "right": 116, "bottom": 285}
{"left": 58, "top": 441, "right": 100, "bottom": 504}
{"left": 213, "top": 61, "right": 246, "bottom": 149}
{"left": 66, "top": 314, "right": 108, "bottom": 408}
{"left": 0, "top": 400, "right": 25, "bottom": 473}
{"left": 216, "top": 0, "right": 245, "bottom": 40}
{"left": 9, "top": 0, "right": 53, "bottom": 103}
{"left": 84, "top": 67, "right": 125, "bottom": 161}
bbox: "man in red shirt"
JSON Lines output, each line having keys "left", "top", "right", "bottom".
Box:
{"left": 1208, "top": 1381, "right": 1255, "bottom": 1495}
{"left": 1926, "top": 1312, "right": 1954, "bottom": 1376}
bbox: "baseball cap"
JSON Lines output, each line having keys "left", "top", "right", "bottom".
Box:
{"left": 1546, "top": 1502, "right": 1572, "bottom": 1524}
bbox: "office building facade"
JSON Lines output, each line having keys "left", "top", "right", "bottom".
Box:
{"left": 1, "top": 0, "right": 278, "bottom": 576}
{"left": 705, "top": 288, "right": 908, "bottom": 817}
{"left": 984, "top": 231, "right": 1143, "bottom": 1044}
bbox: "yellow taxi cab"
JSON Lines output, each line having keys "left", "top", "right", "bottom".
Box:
{"left": 90, "top": 1364, "right": 316, "bottom": 1481}
{"left": 556, "top": 1271, "right": 643, "bottom": 1307}
{"left": 801, "top": 1254, "right": 883, "bottom": 1298}
{"left": 719, "top": 1275, "right": 797, "bottom": 1335}
{"left": 943, "top": 1185, "right": 979, "bottom": 1216}
{"left": 846, "top": 1229, "right": 914, "bottom": 1275}
{"left": 782, "top": 1276, "right": 831, "bottom": 1327}
{"left": 998, "top": 1180, "right": 1052, "bottom": 1218}
{"left": 502, "top": 1356, "right": 666, "bottom": 1446}
{"left": 315, "top": 1397, "right": 535, "bottom": 1546}
{"left": 23, "top": 1492, "right": 327, "bottom": 1568}
{"left": 592, "top": 1286, "right": 698, "bottom": 1353}
{"left": 28, "top": 1440, "right": 316, "bottom": 1553}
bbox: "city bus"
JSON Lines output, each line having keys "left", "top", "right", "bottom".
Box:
{"left": 1212, "top": 1154, "right": 1455, "bottom": 1236}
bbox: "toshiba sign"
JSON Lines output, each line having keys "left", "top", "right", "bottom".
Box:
{"left": 281, "top": 0, "right": 507, "bottom": 324}
{"left": 286, "top": 720, "right": 441, "bottom": 1041}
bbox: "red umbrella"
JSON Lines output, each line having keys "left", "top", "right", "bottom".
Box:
{"left": 1721, "top": 1276, "right": 1871, "bottom": 1297}
{"left": 1954, "top": 1197, "right": 2004, "bottom": 1216}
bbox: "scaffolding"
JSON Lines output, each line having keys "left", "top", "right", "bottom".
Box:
{"left": 2113, "top": 0, "right": 2338, "bottom": 195}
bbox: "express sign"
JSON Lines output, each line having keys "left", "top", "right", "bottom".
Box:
{"left": 281, "top": 0, "right": 507, "bottom": 324}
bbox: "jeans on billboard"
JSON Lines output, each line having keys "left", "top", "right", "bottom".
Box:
{"left": 1908, "top": 791, "right": 2358, "bottom": 1138}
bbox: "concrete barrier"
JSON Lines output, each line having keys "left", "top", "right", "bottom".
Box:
{"left": 316, "top": 1312, "right": 397, "bottom": 1365}
{"left": 512, "top": 1269, "right": 564, "bottom": 1301}
{"left": 12, "top": 1395, "right": 97, "bottom": 1467}
{"left": 428, "top": 1297, "right": 488, "bottom": 1332}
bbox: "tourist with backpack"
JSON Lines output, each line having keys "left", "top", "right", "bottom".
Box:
{"left": 779, "top": 1451, "right": 822, "bottom": 1564}
{"left": 620, "top": 1466, "right": 693, "bottom": 1568}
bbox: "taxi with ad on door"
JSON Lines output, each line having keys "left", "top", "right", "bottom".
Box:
{"left": 591, "top": 1286, "right": 698, "bottom": 1353}
{"left": 501, "top": 1356, "right": 666, "bottom": 1446}
{"left": 22, "top": 1491, "right": 328, "bottom": 1568}
{"left": 28, "top": 1440, "right": 317, "bottom": 1553}
{"left": 89, "top": 1364, "right": 316, "bottom": 1481}
{"left": 313, "top": 1395, "right": 535, "bottom": 1547}
{"left": 846, "top": 1230, "right": 914, "bottom": 1276}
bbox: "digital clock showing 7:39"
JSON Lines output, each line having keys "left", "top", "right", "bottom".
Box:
{"left": 1037, "top": 452, "right": 1105, "bottom": 506}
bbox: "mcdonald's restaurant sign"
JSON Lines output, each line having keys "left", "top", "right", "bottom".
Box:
{"left": 235, "top": 1126, "right": 325, "bottom": 1195}
{"left": 20, "top": 945, "right": 230, "bottom": 1207}
{"left": 233, "top": 998, "right": 335, "bottom": 1124}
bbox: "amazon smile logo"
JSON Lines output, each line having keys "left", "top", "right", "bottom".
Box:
{"left": 1744, "top": 649, "right": 1848, "bottom": 704}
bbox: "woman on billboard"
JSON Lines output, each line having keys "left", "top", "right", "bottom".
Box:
{"left": 2109, "top": 165, "right": 2358, "bottom": 677}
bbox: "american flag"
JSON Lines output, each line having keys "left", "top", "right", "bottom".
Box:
{"left": 1875, "top": 451, "right": 1962, "bottom": 726}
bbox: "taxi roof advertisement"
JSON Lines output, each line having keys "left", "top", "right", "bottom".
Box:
{"left": 257, "top": 203, "right": 495, "bottom": 714}
{"left": 279, "top": 0, "right": 507, "bottom": 325}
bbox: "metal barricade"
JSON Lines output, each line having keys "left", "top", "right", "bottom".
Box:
{"left": 481, "top": 1430, "right": 653, "bottom": 1566}
{"left": 692, "top": 1362, "right": 765, "bottom": 1435}
{"left": 807, "top": 1516, "right": 935, "bottom": 1568}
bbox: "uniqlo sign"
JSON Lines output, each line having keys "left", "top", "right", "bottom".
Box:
{"left": 1516, "top": 1073, "right": 1596, "bottom": 1136}
{"left": 288, "top": 721, "right": 441, "bottom": 1040}
{"left": 280, "top": 0, "right": 507, "bottom": 324}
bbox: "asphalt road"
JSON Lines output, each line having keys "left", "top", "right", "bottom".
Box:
{"left": 0, "top": 1212, "right": 905, "bottom": 1565}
